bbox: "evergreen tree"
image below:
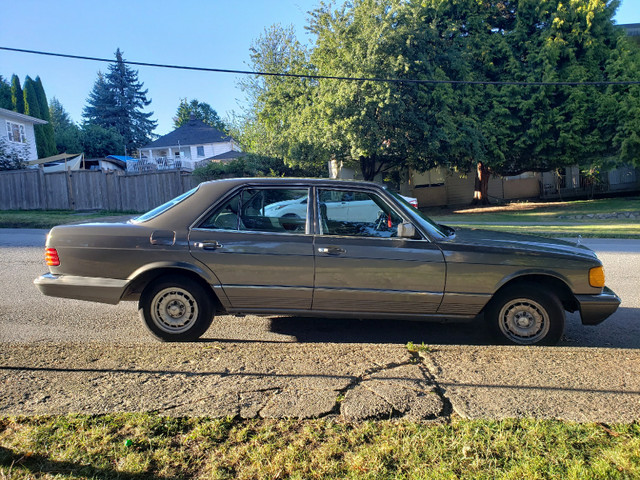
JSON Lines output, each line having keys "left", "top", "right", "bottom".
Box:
{"left": 173, "top": 98, "right": 227, "bottom": 131}
{"left": 50, "top": 98, "right": 82, "bottom": 153}
{"left": 23, "top": 77, "right": 46, "bottom": 158}
{"left": 33, "top": 76, "right": 57, "bottom": 157}
{"left": 0, "top": 76, "right": 12, "bottom": 110}
{"left": 11, "top": 75, "right": 24, "bottom": 114}
{"left": 83, "top": 48, "right": 157, "bottom": 152}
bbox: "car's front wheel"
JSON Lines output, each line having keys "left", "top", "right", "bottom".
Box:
{"left": 139, "top": 275, "right": 214, "bottom": 342}
{"left": 485, "top": 284, "right": 564, "bottom": 345}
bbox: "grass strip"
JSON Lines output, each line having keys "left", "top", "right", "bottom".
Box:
{"left": 0, "top": 210, "right": 137, "bottom": 229}
{"left": 1, "top": 415, "right": 639, "bottom": 479}
{"left": 444, "top": 223, "right": 640, "bottom": 238}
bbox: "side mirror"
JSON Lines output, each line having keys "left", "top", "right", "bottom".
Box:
{"left": 397, "top": 222, "right": 417, "bottom": 239}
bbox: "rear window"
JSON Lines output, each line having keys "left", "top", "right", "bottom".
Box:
{"left": 132, "top": 187, "right": 199, "bottom": 223}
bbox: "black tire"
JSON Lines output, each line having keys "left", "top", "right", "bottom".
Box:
{"left": 139, "top": 275, "right": 214, "bottom": 342}
{"left": 485, "top": 284, "right": 564, "bottom": 346}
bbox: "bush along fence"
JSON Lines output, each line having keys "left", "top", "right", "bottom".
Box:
{"left": 0, "top": 169, "right": 199, "bottom": 212}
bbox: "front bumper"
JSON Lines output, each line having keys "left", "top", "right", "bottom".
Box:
{"left": 576, "top": 286, "right": 621, "bottom": 325}
{"left": 34, "top": 273, "right": 128, "bottom": 305}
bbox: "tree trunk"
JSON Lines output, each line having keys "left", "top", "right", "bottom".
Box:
{"left": 472, "top": 161, "right": 491, "bottom": 205}
{"left": 360, "top": 157, "right": 376, "bottom": 181}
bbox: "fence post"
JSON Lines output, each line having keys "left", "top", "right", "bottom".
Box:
{"left": 37, "top": 167, "right": 47, "bottom": 210}
{"left": 66, "top": 170, "right": 75, "bottom": 210}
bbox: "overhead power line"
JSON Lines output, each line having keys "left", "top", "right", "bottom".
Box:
{"left": 2, "top": 46, "right": 640, "bottom": 86}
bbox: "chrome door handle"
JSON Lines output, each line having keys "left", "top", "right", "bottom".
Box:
{"left": 318, "top": 246, "right": 346, "bottom": 255}
{"left": 196, "top": 241, "right": 223, "bottom": 250}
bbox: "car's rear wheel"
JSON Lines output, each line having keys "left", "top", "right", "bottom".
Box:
{"left": 485, "top": 284, "right": 564, "bottom": 345}
{"left": 139, "top": 275, "right": 214, "bottom": 342}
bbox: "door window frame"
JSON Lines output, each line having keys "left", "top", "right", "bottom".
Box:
{"left": 193, "top": 185, "right": 312, "bottom": 235}
{"left": 313, "top": 186, "right": 424, "bottom": 240}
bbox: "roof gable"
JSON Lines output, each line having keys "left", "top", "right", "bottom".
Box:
{"left": 142, "top": 117, "right": 231, "bottom": 149}
{"left": 0, "top": 107, "right": 48, "bottom": 125}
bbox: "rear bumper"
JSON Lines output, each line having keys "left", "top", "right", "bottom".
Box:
{"left": 34, "top": 273, "right": 127, "bottom": 305}
{"left": 576, "top": 286, "right": 621, "bottom": 325}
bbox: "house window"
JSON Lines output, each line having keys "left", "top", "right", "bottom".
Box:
{"left": 6, "top": 121, "right": 26, "bottom": 144}
{"left": 197, "top": 146, "right": 205, "bottom": 157}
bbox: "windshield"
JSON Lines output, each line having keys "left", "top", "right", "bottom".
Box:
{"left": 132, "top": 186, "right": 199, "bottom": 223}
{"left": 388, "top": 190, "right": 451, "bottom": 238}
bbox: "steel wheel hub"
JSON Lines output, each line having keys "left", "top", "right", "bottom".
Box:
{"left": 151, "top": 288, "right": 199, "bottom": 333}
{"left": 499, "top": 298, "right": 549, "bottom": 344}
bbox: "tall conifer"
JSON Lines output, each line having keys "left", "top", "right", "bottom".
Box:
{"left": 33, "top": 76, "right": 57, "bottom": 157}
{"left": 10, "top": 75, "right": 24, "bottom": 114}
{"left": 23, "top": 77, "right": 46, "bottom": 158}
{"left": 83, "top": 49, "right": 157, "bottom": 152}
{"left": 0, "top": 76, "right": 12, "bottom": 110}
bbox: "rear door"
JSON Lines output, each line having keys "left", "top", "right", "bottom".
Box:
{"left": 313, "top": 187, "right": 446, "bottom": 314}
{"left": 189, "top": 186, "right": 314, "bottom": 311}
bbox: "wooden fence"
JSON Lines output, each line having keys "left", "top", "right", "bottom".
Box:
{"left": 0, "top": 169, "right": 200, "bottom": 212}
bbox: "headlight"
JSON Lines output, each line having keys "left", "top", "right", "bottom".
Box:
{"left": 589, "top": 266, "right": 605, "bottom": 288}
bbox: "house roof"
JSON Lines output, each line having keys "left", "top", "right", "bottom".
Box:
{"left": 142, "top": 117, "right": 231, "bottom": 149}
{"left": 0, "top": 107, "right": 48, "bottom": 125}
{"left": 208, "top": 150, "right": 248, "bottom": 162}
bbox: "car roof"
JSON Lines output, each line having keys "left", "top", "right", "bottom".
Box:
{"left": 199, "top": 177, "right": 386, "bottom": 190}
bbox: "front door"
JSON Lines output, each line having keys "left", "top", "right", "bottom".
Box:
{"left": 313, "top": 188, "right": 446, "bottom": 314}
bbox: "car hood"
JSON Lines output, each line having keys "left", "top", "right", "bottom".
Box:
{"left": 437, "top": 226, "right": 598, "bottom": 260}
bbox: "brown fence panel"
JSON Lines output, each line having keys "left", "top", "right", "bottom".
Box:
{"left": 0, "top": 169, "right": 201, "bottom": 212}
{"left": 0, "top": 169, "right": 42, "bottom": 210}
{"left": 43, "top": 172, "right": 71, "bottom": 210}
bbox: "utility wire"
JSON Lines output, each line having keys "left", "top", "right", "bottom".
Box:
{"left": 2, "top": 46, "right": 640, "bottom": 86}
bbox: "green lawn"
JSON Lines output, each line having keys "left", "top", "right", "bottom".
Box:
{"left": 1, "top": 415, "right": 638, "bottom": 479}
{"left": 0, "top": 210, "right": 137, "bottom": 229}
{"left": 425, "top": 196, "right": 640, "bottom": 238}
{"left": 426, "top": 196, "right": 640, "bottom": 224}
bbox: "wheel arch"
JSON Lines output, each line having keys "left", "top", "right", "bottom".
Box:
{"left": 488, "top": 273, "right": 578, "bottom": 313}
{"left": 121, "top": 262, "right": 226, "bottom": 312}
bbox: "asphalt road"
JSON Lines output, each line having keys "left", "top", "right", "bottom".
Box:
{"left": 1, "top": 229, "right": 639, "bottom": 422}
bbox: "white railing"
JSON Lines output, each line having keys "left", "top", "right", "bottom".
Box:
{"left": 126, "top": 156, "right": 186, "bottom": 173}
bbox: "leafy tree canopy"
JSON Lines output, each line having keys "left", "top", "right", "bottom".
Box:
{"left": 173, "top": 98, "right": 227, "bottom": 131}
{"left": 242, "top": 0, "right": 640, "bottom": 198}
{"left": 80, "top": 123, "right": 126, "bottom": 158}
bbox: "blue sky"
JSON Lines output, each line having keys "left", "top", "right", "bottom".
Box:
{"left": 1, "top": 0, "right": 639, "bottom": 136}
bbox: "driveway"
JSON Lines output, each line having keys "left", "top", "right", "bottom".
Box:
{"left": 1, "top": 230, "right": 638, "bottom": 422}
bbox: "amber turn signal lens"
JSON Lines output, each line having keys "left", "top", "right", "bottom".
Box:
{"left": 589, "top": 266, "right": 605, "bottom": 288}
{"left": 45, "top": 248, "right": 60, "bottom": 266}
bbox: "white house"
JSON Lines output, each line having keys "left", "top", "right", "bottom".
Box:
{"left": 138, "top": 115, "right": 240, "bottom": 172}
{"left": 0, "top": 107, "right": 47, "bottom": 161}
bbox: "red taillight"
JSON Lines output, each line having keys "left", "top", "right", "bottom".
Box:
{"left": 45, "top": 248, "right": 60, "bottom": 266}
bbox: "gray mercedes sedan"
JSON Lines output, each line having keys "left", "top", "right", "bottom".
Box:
{"left": 35, "top": 177, "right": 620, "bottom": 345}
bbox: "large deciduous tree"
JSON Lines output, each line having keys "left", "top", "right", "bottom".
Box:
{"left": 83, "top": 48, "right": 157, "bottom": 153}
{"left": 173, "top": 98, "right": 227, "bottom": 131}
{"left": 244, "top": 0, "right": 640, "bottom": 202}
